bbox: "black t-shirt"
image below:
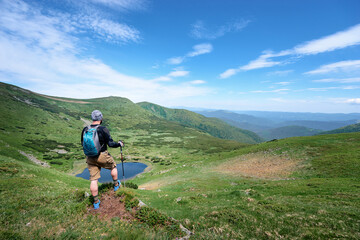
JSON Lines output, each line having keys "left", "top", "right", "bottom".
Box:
{"left": 81, "top": 124, "right": 120, "bottom": 152}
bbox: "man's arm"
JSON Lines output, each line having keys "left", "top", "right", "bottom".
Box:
{"left": 102, "top": 127, "right": 120, "bottom": 148}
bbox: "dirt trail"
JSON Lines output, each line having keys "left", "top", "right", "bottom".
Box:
{"left": 87, "top": 191, "right": 135, "bottom": 222}
{"left": 215, "top": 152, "right": 299, "bottom": 179}
{"left": 18, "top": 150, "right": 50, "bottom": 167}
{"left": 80, "top": 118, "right": 92, "bottom": 127}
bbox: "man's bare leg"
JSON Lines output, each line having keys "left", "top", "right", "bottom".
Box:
{"left": 111, "top": 167, "right": 118, "bottom": 181}
{"left": 111, "top": 167, "right": 120, "bottom": 189}
{"left": 90, "top": 180, "right": 99, "bottom": 202}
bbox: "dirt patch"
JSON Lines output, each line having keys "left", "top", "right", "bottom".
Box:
{"left": 86, "top": 191, "right": 135, "bottom": 222}
{"left": 37, "top": 94, "right": 90, "bottom": 104}
{"left": 215, "top": 152, "right": 299, "bottom": 179}
{"left": 51, "top": 149, "right": 68, "bottom": 154}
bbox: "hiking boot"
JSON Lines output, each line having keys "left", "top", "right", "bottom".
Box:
{"left": 114, "top": 180, "right": 121, "bottom": 191}
{"left": 94, "top": 200, "right": 100, "bottom": 210}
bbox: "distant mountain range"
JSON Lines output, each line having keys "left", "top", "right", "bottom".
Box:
{"left": 258, "top": 126, "right": 323, "bottom": 140}
{"left": 138, "top": 102, "right": 263, "bottom": 144}
{"left": 196, "top": 110, "right": 360, "bottom": 140}
{"left": 234, "top": 110, "right": 360, "bottom": 122}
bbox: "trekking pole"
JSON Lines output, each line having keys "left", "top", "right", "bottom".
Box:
{"left": 120, "top": 146, "right": 125, "bottom": 188}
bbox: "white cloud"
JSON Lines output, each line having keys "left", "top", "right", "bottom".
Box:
{"left": 0, "top": 0, "right": 77, "bottom": 53}
{"left": 6, "top": 0, "right": 142, "bottom": 45}
{"left": 79, "top": 16, "right": 141, "bottom": 43}
{"left": 346, "top": 98, "right": 360, "bottom": 104}
{"left": 251, "top": 88, "right": 290, "bottom": 93}
{"left": 89, "top": 0, "right": 147, "bottom": 11}
{"left": 167, "top": 43, "right": 213, "bottom": 65}
{"left": 167, "top": 57, "right": 185, "bottom": 65}
{"left": 274, "top": 82, "right": 291, "bottom": 86}
{"left": 313, "top": 77, "right": 360, "bottom": 83}
{"left": 186, "top": 43, "right": 213, "bottom": 57}
{"left": 151, "top": 69, "right": 189, "bottom": 82}
{"left": 219, "top": 68, "right": 238, "bottom": 79}
{"left": 307, "top": 86, "right": 360, "bottom": 91}
{"left": 307, "top": 87, "right": 339, "bottom": 91}
{"left": 188, "top": 80, "right": 206, "bottom": 85}
{"left": 294, "top": 24, "right": 360, "bottom": 55}
{"left": 269, "top": 98, "right": 288, "bottom": 103}
{"left": 0, "top": 0, "right": 210, "bottom": 103}
{"left": 219, "top": 50, "right": 290, "bottom": 78}
{"left": 190, "top": 19, "right": 250, "bottom": 39}
{"left": 168, "top": 70, "right": 189, "bottom": 77}
{"left": 151, "top": 76, "right": 171, "bottom": 82}
{"left": 305, "top": 60, "right": 360, "bottom": 75}
{"left": 267, "top": 70, "right": 294, "bottom": 76}
{"left": 239, "top": 52, "right": 283, "bottom": 71}
{"left": 220, "top": 23, "right": 360, "bottom": 78}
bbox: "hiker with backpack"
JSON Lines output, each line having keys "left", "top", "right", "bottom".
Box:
{"left": 81, "top": 110, "right": 124, "bottom": 209}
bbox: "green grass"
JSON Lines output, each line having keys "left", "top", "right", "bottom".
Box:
{"left": 0, "top": 154, "right": 188, "bottom": 239}
{"left": 132, "top": 133, "right": 360, "bottom": 239}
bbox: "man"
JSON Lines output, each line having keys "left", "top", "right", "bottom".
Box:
{"left": 81, "top": 110, "right": 124, "bottom": 210}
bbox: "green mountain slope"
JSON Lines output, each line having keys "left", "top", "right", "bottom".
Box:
{"left": 319, "top": 122, "right": 360, "bottom": 135}
{"left": 0, "top": 82, "right": 246, "bottom": 172}
{"left": 137, "top": 102, "right": 263, "bottom": 144}
{"left": 258, "top": 125, "right": 323, "bottom": 140}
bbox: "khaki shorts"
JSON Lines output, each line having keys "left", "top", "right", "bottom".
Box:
{"left": 86, "top": 151, "right": 117, "bottom": 181}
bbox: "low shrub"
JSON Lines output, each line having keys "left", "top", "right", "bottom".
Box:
{"left": 123, "top": 181, "right": 138, "bottom": 189}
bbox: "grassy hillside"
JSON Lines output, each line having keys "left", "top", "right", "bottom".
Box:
{"left": 137, "top": 102, "right": 263, "bottom": 144}
{"left": 134, "top": 132, "right": 360, "bottom": 239}
{"left": 319, "top": 122, "right": 360, "bottom": 135}
{"left": 258, "top": 125, "right": 322, "bottom": 140}
{"left": 0, "top": 150, "right": 187, "bottom": 239}
{"left": 2, "top": 130, "right": 360, "bottom": 239}
{"left": 0, "top": 82, "right": 246, "bottom": 172}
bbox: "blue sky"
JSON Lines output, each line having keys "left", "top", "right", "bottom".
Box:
{"left": 1, "top": 0, "right": 360, "bottom": 113}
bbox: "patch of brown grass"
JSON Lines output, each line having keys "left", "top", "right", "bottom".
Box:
{"left": 139, "top": 181, "right": 164, "bottom": 190}
{"left": 215, "top": 153, "right": 299, "bottom": 179}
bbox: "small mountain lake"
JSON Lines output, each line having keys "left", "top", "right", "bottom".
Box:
{"left": 76, "top": 162, "right": 148, "bottom": 183}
